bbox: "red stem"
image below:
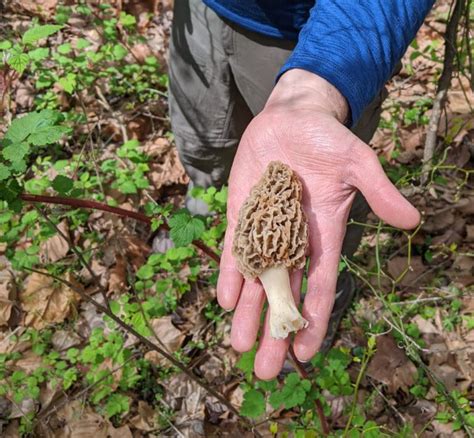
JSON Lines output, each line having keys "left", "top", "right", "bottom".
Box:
{"left": 20, "top": 193, "right": 220, "bottom": 264}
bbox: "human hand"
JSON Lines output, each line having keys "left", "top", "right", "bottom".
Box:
{"left": 217, "top": 69, "right": 420, "bottom": 379}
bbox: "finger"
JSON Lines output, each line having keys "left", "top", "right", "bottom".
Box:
{"left": 294, "top": 218, "right": 345, "bottom": 362}
{"left": 231, "top": 279, "right": 265, "bottom": 352}
{"left": 254, "top": 269, "right": 303, "bottom": 380}
{"left": 351, "top": 143, "right": 420, "bottom": 229}
{"left": 217, "top": 226, "right": 243, "bottom": 310}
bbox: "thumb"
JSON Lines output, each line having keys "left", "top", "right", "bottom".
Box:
{"left": 350, "top": 142, "right": 420, "bottom": 230}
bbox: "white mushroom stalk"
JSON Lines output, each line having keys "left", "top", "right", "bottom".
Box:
{"left": 232, "top": 161, "right": 309, "bottom": 340}
{"left": 259, "top": 266, "right": 308, "bottom": 339}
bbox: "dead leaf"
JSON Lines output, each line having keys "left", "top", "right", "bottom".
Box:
{"left": 39, "top": 380, "right": 62, "bottom": 411}
{"left": 412, "top": 315, "right": 439, "bottom": 335}
{"left": 107, "top": 425, "right": 133, "bottom": 438}
{"left": 97, "top": 357, "right": 124, "bottom": 390}
{"left": 49, "top": 400, "right": 129, "bottom": 438}
{"left": 423, "top": 210, "right": 455, "bottom": 233}
{"left": 12, "top": 350, "right": 45, "bottom": 374}
{"left": 129, "top": 401, "right": 157, "bottom": 432}
{"left": 164, "top": 374, "right": 204, "bottom": 418}
{"left": 9, "top": 398, "right": 36, "bottom": 419}
{"left": 7, "top": 0, "right": 57, "bottom": 17}
{"left": 20, "top": 272, "right": 82, "bottom": 330}
{"left": 52, "top": 329, "right": 82, "bottom": 352}
{"left": 0, "top": 272, "right": 15, "bottom": 327}
{"left": 144, "top": 316, "right": 184, "bottom": 366}
{"left": 430, "top": 364, "right": 458, "bottom": 391}
{"left": 432, "top": 420, "right": 466, "bottom": 437}
{"left": 465, "top": 225, "right": 474, "bottom": 243}
{"left": 386, "top": 256, "right": 432, "bottom": 287}
{"left": 14, "top": 82, "right": 35, "bottom": 110}
{"left": 367, "top": 335, "right": 418, "bottom": 393}
{"left": 127, "top": 115, "right": 151, "bottom": 140}
{"left": 145, "top": 138, "right": 188, "bottom": 192}
{"left": 3, "top": 418, "right": 19, "bottom": 437}
{"left": 39, "top": 220, "right": 70, "bottom": 263}
{"left": 107, "top": 254, "right": 127, "bottom": 295}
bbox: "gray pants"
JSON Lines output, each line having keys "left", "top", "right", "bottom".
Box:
{"left": 168, "top": 0, "right": 386, "bottom": 258}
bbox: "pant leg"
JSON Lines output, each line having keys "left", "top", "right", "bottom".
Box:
{"left": 168, "top": 0, "right": 253, "bottom": 191}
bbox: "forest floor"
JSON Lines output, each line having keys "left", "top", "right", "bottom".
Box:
{"left": 0, "top": 1, "right": 473, "bottom": 437}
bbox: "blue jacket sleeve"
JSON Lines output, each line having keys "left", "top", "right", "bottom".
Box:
{"left": 279, "top": 0, "right": 435, "bottom": 126}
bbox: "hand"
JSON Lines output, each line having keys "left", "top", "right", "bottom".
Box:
{"left": 217, "top": 69, "right": 420, "bottom": 379}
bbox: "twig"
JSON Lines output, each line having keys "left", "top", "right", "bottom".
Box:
{"left": 24, "top": 267, "right": 262, "bottom": 436}
{"left": 288, "top": 346, "right": 329, "bottom": 436}
{"left": 19, "top": 193, "right": 221, "bottom": 264}
{"left": 421, "top": 0, "right": 467, "bottom": 184}
{"left": 34, "top": 205, "right": 110, "bottom": 308}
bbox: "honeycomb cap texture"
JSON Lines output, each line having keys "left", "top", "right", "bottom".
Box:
{"left": 232, "top": 161, "right": 308, "bottom": 279}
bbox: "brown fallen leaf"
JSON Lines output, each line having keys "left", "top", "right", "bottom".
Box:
{"left": 12, "top": 349, "right": 45, "bottom": 374}
{"left": 107, "top": 253, "right": 127, "bottom": 295}
{"left": 7, "top": 0, "right": 57, "bottom": 17}
{"left": 144, "top": 316, "right": 185, "bottom": 366}
{"left": 0, "top": 271, "right": 15, "bottom": 327}
{"left": 366, "top": 334, "right": 418, "bottom": 393}
{"left": 386, "top": 256, "right": 432, "bottom": 287}
{"left": 41, "top": 400, "right": 132, "bottom": 438}
{"left": 20, "top": 272, "right": 82, "bottom": 330}
{"left": 129, "top": 400, "right": 157, "bottom": 432}
{"left": 39, "top": 220, "right": 70, "bottom": 263}
{"left": 145, "top": 137, "right": 188, "bottom": 192}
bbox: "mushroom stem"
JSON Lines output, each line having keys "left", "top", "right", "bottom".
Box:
{"left": 258, "top": 266, "right": 308, "bottom": 339}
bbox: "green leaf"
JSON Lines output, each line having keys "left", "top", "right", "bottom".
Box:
{"left": 0, "top": 164, "right": 10, "bottom": 181}
{"left": 269, "top": 373, "right": 311, "bottom": 410}
{"left": 168, "top": 210, "right": 206, "bottom": 247}
{"left": 110, "top": 301, "right": 121, "bottom": 316}
{"left": 22, "top": 25, "right": 63, "bottom": 45}
{"left": 28, "top": 47, "right": 50, "bottom": 62}
{"left": 105, "top": 394, "right": 130, "bottom": 418}
{"left": 136, "top": 264, "right": 154, "bottom": 280}
{"left": 57, "top": 43, "right": 72, "bottom": 54}
{"left": 5, "top": 110, "right": 59, "bottom": 143}
{"left": 119, "top": 12, "right": 136, "bottom": 27}
{"left": 117, "top": 180, "right": 137, "bottom": 194}
{"left": 7, "top": 53, "right": 29, "bottom": 74}
{"left": 236, "top": 347, "right": 256, "bottom": 381}
{"left": 29, "top": 126, "right": 69, "bottom": 146}
{"left": 75, "top": 38, "right": 91, "bottom": 50}
{"left": 52, "top": 175, "right": 74, "bottom": 194}
{"left": 0, "top": 41, "right": 12, "bottom": 50}
{"left": 240, "top": 389, "right": 265, "bottom": 418}
{"left": 113, "top": 44, "right": 128, "bottom": 60}
{"left": 2, "top": 143, "right": 28, "bottom": 162}
{"left": 58, "top": 73, "right": 76, "bottom": 94}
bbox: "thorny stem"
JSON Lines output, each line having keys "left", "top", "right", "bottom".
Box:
{"left": 20, "top": 193, "right": 221, "bottom": 264}
{"left": 25, "top": 267, "right": 263, "bottom": 437}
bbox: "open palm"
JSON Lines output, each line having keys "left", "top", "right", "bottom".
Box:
{"left": 217, "top": 74, "right": 420, "bottom": 379}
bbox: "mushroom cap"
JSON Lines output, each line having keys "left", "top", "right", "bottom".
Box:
{"left": 232, "top": 161, "right": 308, "bottom": 279}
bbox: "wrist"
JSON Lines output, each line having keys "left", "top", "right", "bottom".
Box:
{"left": 266, "top": 69, "right": 349, "bottom": 124}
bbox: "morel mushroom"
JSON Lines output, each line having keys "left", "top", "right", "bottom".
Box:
{"left": 232, "top": 161, "right": 309, "bottom": 339}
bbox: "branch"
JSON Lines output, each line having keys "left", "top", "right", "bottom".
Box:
{"left": 20, "top": 193, "right": 221, "bottom": 264}
{"left": 421, "top": 0, "right": 466, "bottom": 184}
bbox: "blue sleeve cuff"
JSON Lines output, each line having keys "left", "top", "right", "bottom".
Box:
{"left": 279, "top": 0, "right": 435, "bottom": 126}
